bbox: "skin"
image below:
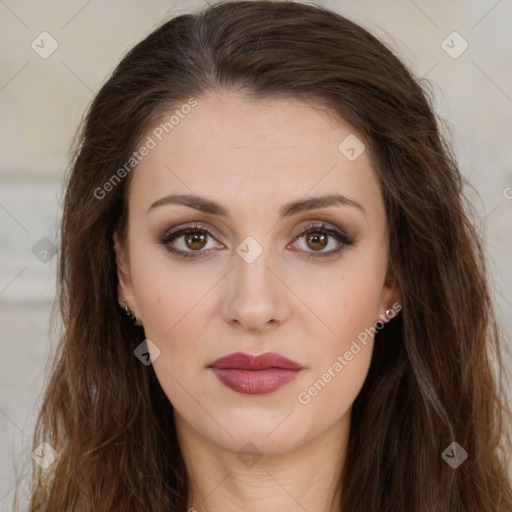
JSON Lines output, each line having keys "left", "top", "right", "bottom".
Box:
{"left": 113, "top": 91, "right": 401, "bottom": 512}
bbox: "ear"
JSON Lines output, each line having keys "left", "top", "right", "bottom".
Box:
{"left": 113, "top": 230, "right": 139, "bottom": 317}
{"left": 379, "top": 266, "right": 403, "bottom": 322}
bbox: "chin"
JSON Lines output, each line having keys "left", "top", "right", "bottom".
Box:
{"left": 200, "top": 409, "right": 312, "bottom": 457}
{"left": 218, "top": 430, "right": 304, "bottom": 459}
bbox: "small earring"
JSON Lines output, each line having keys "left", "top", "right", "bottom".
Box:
{"left": 384, "top": 304, "right": 402, "bottom": 322}
{"left": 121, "top": 298, "right": 143, "bottom": 326}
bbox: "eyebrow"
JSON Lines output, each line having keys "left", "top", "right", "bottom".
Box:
{"left": 147, "top": 192, "right": 366, "bottom": 217}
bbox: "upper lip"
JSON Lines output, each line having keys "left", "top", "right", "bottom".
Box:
{"left": 209, "top": 352, "right": 303, "bottom": 370}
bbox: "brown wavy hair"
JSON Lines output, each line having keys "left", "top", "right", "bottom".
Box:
{"left": 14, "top": 1, "right": 511, "bottom": 510}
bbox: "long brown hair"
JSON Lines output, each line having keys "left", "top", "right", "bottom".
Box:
{"left": 14, "top": 1, "right": 511, "bottom": 510}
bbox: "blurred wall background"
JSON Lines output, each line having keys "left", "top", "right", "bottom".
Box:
{"left": 1, "top": 0, "right": 511, "bottom": 507}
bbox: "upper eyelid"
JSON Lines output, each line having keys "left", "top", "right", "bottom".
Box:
{"left": 162, "top": 222, "right": 224, "bottom": 244}
{"left": 163, "top": 219, "right": 342, "bottom": 235}
{"left": 161, "top": 220, "right": 349, "bottom": 246}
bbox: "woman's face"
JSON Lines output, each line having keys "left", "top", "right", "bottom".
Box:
{"left": 114, "top": 92, "right": 399, "bottom": 456}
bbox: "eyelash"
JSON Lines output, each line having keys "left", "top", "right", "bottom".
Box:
{"left": 158, "top": 221, "right": 354, "bottom": 260}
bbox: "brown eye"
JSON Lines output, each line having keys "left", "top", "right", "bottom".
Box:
{"left": 184, "top": 231, "right": 208, "bottom": 250}
{"left": 291, "top": 223, "right": 355, "bottom": 258}
{"left": 160, "top": 223, "right": 224, "bottom": 259}
{"left": 160, "top": 221, "right": 354, "bottom": 261}
{"left": 305, "top": 231, "right": 328, "bottom": 251}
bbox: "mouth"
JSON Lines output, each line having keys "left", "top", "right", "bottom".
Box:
{"left": 208, "top": 352, "right": 304, "bottom": 395}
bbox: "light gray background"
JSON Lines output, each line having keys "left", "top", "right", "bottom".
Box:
{"left": 1, "top": 0, "right": 511, "bottom": 508}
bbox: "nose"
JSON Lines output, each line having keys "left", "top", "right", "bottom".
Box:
{"left": 221, "top": 246, "right": 290, "bottom": 332}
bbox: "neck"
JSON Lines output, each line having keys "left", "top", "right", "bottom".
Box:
{"left": 176, "top": 411, "right": 350, "bottom": 512}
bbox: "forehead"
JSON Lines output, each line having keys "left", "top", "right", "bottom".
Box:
{"left": 128, "top": 92, "right": 383, "bottom": 222}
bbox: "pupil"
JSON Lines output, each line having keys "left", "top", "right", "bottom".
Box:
{"left": 186, "top": 232, "right": 206, "bottom": 250}
{"left": 308, "top": 232, "right": 327, "bottom": 250}
{"left": 183, "top": 231, "right": 328, "bottom": 252}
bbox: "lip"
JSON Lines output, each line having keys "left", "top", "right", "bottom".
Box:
{"left": 209, "top": 352, "right": 304, "bottom": 395}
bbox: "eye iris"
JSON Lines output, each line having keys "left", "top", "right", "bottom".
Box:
{"left": 306, "top": 231, "right": 327, "bottom": 251}
{"left": 185, "top": 231, "right": 207, "bottom": 250}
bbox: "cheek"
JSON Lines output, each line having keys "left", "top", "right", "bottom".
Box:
{"left": 299, "top": 255, "right": 387, "bottom": 351}
{"left": 292, "top": 255, "right": 386, "bottom": 415}
{"left": 129, "top": 241, "right": 216, "bottom": 343}
{"left": 294, "top": 270, "right": 382, "bottom": 417}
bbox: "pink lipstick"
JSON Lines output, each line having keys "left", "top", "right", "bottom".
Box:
{"left": 209, "top": 352, "right": 304, "bottom": 395}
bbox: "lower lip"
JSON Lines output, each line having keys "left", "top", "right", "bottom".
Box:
{"left": 210, "top": 368, "right": 303, "bottom": 395}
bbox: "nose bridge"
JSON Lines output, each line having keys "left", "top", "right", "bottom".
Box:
{"left": 236, "top": 239, "right": 271, "bottom": 290}
{"left": 222, "top": 234, "right": 288, "bottom": 330}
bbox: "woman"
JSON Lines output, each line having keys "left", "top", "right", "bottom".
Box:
{"left": 16, "top": 1, "right": 511, "bottom": 510}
